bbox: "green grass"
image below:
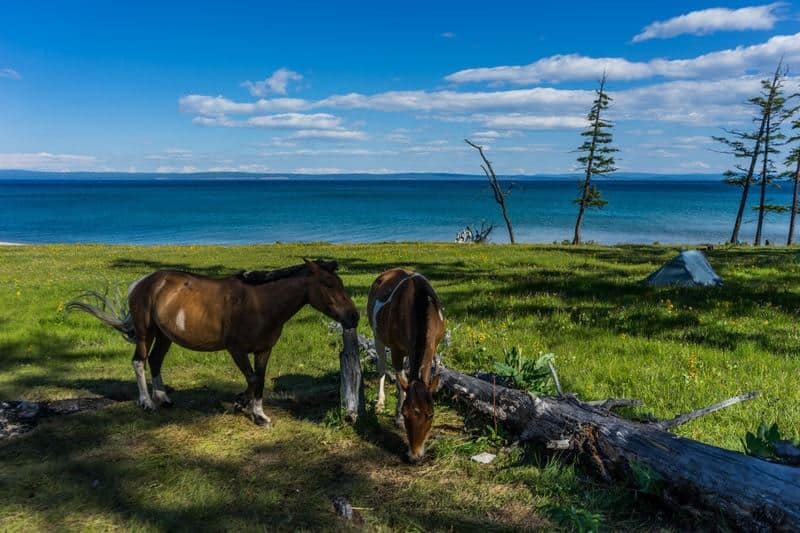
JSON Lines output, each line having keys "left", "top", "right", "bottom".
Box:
{"left": 1, "top": 243, "right": 799, "bottom": 531}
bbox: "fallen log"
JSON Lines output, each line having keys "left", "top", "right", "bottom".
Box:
{"left": 436, "top": 365, "right": 800, "bottom": 531}
{"left": 338, "top": 327, "right": 800, "bottom": 531}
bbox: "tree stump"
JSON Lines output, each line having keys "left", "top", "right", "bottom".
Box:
{"left": 339, "top": 328, "right": 365, "bottom": 422}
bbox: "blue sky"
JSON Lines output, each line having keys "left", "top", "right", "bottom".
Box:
{"left": 1, "top": 1, "right": 799, "bottom": 174}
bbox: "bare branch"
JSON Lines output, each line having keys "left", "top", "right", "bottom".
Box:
{"left": 656, "top": 391, "right": 759, "bottom": 431}
{"left": 547, "top": 361, "right": 563, "bottom": 398}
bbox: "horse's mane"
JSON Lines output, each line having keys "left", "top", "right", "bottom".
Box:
{"left": 235, "top": 259, "right": 339, "bottom": 285}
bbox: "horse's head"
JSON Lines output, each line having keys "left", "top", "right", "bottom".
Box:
{"left": 397, "top": 371, "right": 440, "bottom": 464}
{"left": 305, "top": 259, "right": 359, "bottom": 329}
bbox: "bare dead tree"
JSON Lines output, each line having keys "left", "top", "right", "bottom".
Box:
{"left": 465, "top": 139, "right": 516, "bottom": 244}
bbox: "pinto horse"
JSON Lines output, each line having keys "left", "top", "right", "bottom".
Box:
{"left": 68, "top": 259, "right": 359, "bottom": 427}
{"left": 367, "top": 268, "right": 444, "bottom": 463}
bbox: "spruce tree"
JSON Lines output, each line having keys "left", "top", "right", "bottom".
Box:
{"left": 573, "top": 73, "right": 617, "bottom": 245}
{"left": 783, "top": 112, "right": 800, "bottom": 244}
{"left": 753, "top": 74, "right": 789, "bottom": 246}
{"left": 715, "top": 62, "right": 783, "bottom": 244}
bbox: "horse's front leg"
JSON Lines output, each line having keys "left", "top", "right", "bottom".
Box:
{"left": 250, "top": 349, "right": 273, "bottom": 427}
{"left": 374, "top": 339, "right": 387, "bottom": 413}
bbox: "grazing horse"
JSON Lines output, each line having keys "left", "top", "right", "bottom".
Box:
{"left": 367, "top": 268, "right": 444, "bottom": 463}
{"left": 68, "top": 259, "right": 359, "bottom": 427}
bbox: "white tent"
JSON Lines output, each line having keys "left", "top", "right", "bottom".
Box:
{"left": 644, "top": 250, "right": 722, "bottom": 287}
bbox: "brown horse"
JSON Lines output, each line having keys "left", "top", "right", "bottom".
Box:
{"left": 68, "top": 259, "right": 359, "bottom": 427}
{"left": 367, "top": 268, "right": 444, "bottom": 463}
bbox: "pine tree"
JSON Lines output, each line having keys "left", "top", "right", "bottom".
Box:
{"left": 783, "top": 112, "right": 800, "bottom": 244}
{"left": 753, "top": 74, "right": 789, "bottom": 246}
{"left": 715, "top": 62, "right": 784, "bottom": 244}
{"left": 573, "top": 73, "right": 617, "bottom": 245}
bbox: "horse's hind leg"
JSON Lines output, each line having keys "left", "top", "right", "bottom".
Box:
{"left": 132, "top": 335, "right": 156, "bottom": 410}
{"left": 149, "top": 334, "right": 173, "bottom": 407}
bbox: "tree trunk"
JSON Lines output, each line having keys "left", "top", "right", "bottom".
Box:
{"left": 499, "top": 200, "right": 515, "bottom": 244}
{"left": 349, "top": 329, "right": 800, "bottom": 529}
{"left": 572, "top": 201, "right": 586, "bottom": 245}
{"left": 435, "top": 365, "right": 800, "bottom": 531}
{"left": 754, "top": 112, "right": 772, "bottom": 246}
{"left": 730, "top": 64, "right": 782, "bottom": 244}
{"left": 339, "top": 328, "right": 365, "bottom": 422}
{"left": 789, "top": 159, "right": 800, "bottom": 245}
{"left": 573, "top": 91, "right": 602, "bottom": 246}
{"left": 465, "top": 139, "right": 515, "bottom": 244}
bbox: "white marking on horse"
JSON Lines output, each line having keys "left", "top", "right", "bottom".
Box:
{"left": 175, "top": 309, "right": 186, "bottom": 331}
{"left": 132, "top": 360, "right": 155, "bottom": 410}
{"left": 152, "top": 375, "right": 172, "bottom": 405}
{"left": 371, "top": 273, "right": 424, "bottom": 329}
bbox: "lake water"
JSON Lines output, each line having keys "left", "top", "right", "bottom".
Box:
{"left": 0, "top": 176, "right": 794, "bottom": 245}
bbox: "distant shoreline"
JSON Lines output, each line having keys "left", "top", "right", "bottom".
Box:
{"left": 0, "top": 169, "right": 724, "bottom": 182}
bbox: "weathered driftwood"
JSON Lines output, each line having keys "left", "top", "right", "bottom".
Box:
{"left": 339, "top": 328, "right": 800, "bottom": 530}
{"left": 339, "top": 328, "right": 365, "bottom": 421}
{"left": 435, "top": 365, "right": 800, "bottom": 532}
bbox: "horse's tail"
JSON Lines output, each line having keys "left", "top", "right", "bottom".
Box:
{"left": 66, "top": 290, "right": 137, "bottom": 344}
{"left": 410, "top": 277, "right": 441, "bottom": 379}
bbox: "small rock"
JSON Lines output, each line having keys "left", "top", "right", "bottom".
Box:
{"left": 332, "top": 496, "right": 354, "bottom": 520}
{"left": 471, "top": 452, "right": 497, "bottom": 464}
{"left": 16, "top": 401, "right": 40, "bottom": 419}
{"left": 91, "top": 479, "right": 101, "bottom": 489}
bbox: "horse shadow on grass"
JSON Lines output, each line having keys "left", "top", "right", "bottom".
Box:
{"left": 271, "top": 371, "right": 409, "bottom": 459}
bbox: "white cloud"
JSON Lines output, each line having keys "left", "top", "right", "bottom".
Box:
{"left": 317, "top": 86, "right": 589, "bottom": 112}
{"left": 289, "top": 129, "right": 368, "bottom": 141}
{"left": 0, "top": 152, "right": 97, "bottom": 171}
{"left": 441, "top": 32, "right": 455, "bottom": 38}
{"left": 445, "top": 32, "right": 800, "bottom": 84}
{"left": 146, "top": 148, "right": 194, "bottom": 160}
{"left": 474, "top": 114, "right": 587, "bottom": 129}
{"left": 0, "top": 68, "right": 21, "bottom": 80}
{"left": 179, "top": 94, "right": 309, "bottom": 115}
{"left": 193, "top": 112, "right": 345, "bottom": 130}
{"left": 385, "top": 130, "right": 412, "bottom": 143}
{"left": 247, "top": 113, "right": 341, "bottom": 129}
{"left": 633, "top": 3, "right": 783, "bottom": 42}
{"left": 265, "top": 148, "right": 395, "bottom": 156}
{"left": 241, "top": 68, "right": 303, "bottom": 96}
{"left": 155, "top": 165, "right": 198, "bottom": 173}
{"left": 294, "top": 167, "right": 344, "bottom": 173}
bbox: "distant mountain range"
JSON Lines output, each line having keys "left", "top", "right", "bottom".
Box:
{"left": 0, "top": 169, "right": 724, "bottom": 181}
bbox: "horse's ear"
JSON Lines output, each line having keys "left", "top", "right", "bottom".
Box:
{"left": 319, "top": 259, "right": 339, "bottom": 272}
{"left": 397, "top": 370, "right": 410, "bottom": 392}
{"left": 304, "top": 258, "right": 321, "bottom": 274}
{"left": 428, "top": 373, "right": 441, "bottom": 393}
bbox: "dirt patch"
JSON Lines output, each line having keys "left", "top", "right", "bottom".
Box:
{"left": 0, "top": 397, "right": 118, "bottom": 439}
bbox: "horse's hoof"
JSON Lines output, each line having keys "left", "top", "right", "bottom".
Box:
{"left": 137, "top": 398, "right": 156, "bottom": 411}
{"left": 160, "top": 400, "right": 174, "bottom": 408}
{"left": 253, "top": 415, "right": 272, "bottom": 428}
{"left": 395, "top": 416, "right": 405, "bottom": 429}
{"left": 375, "top": 402, "right": 385, "bottom": 414}
{"left": 234, "top": 393, "right": 248, "bottom": 411}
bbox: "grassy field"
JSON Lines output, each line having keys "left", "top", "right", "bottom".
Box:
{"left": 1, "top": 243, "right": 799, "bottom": 531}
